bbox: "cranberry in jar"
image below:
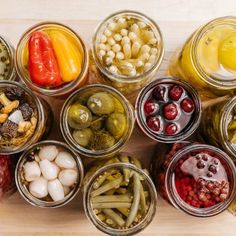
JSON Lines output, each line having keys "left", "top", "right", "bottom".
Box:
{"left": 153, "top": 143, "right": 236, "bottom": 217}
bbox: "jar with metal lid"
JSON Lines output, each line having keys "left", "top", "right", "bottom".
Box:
{"left": 15, "top": 21, "right": 89, "bottom": 97}
{"left": 83, "top": 153, "right": 157, "bottom": 235}
{"left": 152, "top": 143, "right": 236, "bottom": 217}
{"left": 15, "top": 140, "right": 84, "bottom": 208}
{"left": 60, "top": 84, "right": 135, "bottom": 158}
{"left": 135, "top": 77, "right": 202, "bottom": 143}
{"left": 0, "top": 36, "right": 16, "bottom": 81}
{"left": 91, "top": 10, "right": 164, "bottom": 98}
{"left": 0, "top": 81, "right": 52, "bottom": 155}
{"left": 168, "top": 16, "right": 236, "bottom": 100}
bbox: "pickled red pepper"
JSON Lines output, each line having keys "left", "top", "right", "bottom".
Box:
{"left": 50, "top": 31, "right": 82, "bottom": 82}
{"left": 28, "top": 32, "right": 62, "bottom": 86}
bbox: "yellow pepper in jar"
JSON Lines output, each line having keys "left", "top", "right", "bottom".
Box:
{"left": 49, "top": 30, "right": 82, "bottom": 82}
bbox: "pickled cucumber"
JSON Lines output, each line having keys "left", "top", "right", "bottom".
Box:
{"left": 73, "top": 128, "right": 93, "bottom": 147}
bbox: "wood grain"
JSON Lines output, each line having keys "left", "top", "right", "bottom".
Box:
{"left": 0, "top": 6, "right": 236, "bottom": 236}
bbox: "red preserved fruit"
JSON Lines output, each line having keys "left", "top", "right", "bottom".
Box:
{"left": 163, "top": 103, "right": 178, "bottom": 120}
{"left": 169, "top": 85, "right": 184, "bottom": 101}
{"left": 152, "top": 85, "right": 166, "bottom": 101}
{"left": 165, "top": 122, "right": 178, "bottom": 135}
{"left": 181, "top": 98, "right": 195, "bottom": 113}
{"left": 144, "top": 101, "right": 159, "bottom": 115}
{"left": 146, "top": 116, "right": 161, "bottom": 132}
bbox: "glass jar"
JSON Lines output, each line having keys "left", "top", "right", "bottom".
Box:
{"left": 83, "top": 155, "right": 157, "bottom": 236}
{"left": 135, "top": 77, "right": 202, "bottom": 143}
{"left": 152, "top": 143, "right": 236, "bottom": 217}
{"left": 91, "top": 10, "right": 164, "bottom": 98}
{"left": 60, "top": 84, "right": 135, "bottom": 158}
{"left": 15, "top": 140, "right": 84, "bottom": 208}
{"left": 168, "top": 17, "right": 236, "bottom": 100}
{"left": 201, "top": 96, "right": 236, "bottom": 160}
{"left": 0, "top": 81, "right": 52, "bottom": 155}
{"left": 0, "top": 36, "right": 16, "bottom": 81}
{"left": 15, "top": 21, "right": 89, "bottom": 97}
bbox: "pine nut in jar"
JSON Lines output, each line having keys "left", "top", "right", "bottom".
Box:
{"left": 152, "top": 143, "right": 236, "bottom": 217}
{"left": 0, "top": 36, "right": 16, "bottom": 81}
{"left": 168, "top": 17, "right": 236, "bottom": 100}
{"left": 135, "top": 77, "right": 202, "bottom": 143}
{"left": 15, "top": 22, "right": 89, "bottom": 97}
{"left": 83, "top": 153, "right": 157, "bottom": 235}
{"left": 0, "top": 81, "right": 52, "bottom": 155}
{"left": 91, "top": 10, "right": 164, "bottom": 97}
{"left": 15, "top": 140, "right": 84, "bottom": 208}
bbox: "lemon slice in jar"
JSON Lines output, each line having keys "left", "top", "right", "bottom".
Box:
{"left": 219, "top": 35, "right": 236, "bottom": 71}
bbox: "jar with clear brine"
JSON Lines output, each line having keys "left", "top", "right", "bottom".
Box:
{"left": 83, "top": 153, "right": 157, "bottom": 235}
{"left": 152, "top": 143, "right": 236, "bottom": 217}
{"left": 15, "top": 22, "right": 89, "bottom": 97}
{"left": 0, "top": 81, "right": 52, "bottom": 154}
{"left": 91, "top": 10, "right": 164, "bottom": 98}
{"left": 168, "top": 17, "right": 236, "bottom": 100}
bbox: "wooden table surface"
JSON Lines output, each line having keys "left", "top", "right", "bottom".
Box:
{"left": 1, "top": 1, "right": 236, "bottom": 235}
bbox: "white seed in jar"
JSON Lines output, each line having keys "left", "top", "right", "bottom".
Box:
{"left": 120, "top": 62, "right": 134, "bottom": 75}
{"left": 55, "top": 151, "right": 76, "bottom": 169}
{"left": 108, "top": 22, "right": 117, "bottom": 31}
{"left": 137, "top": 21, "right": 146, "bottom": 29}
{"left": 48, "top": 179, "right": 65, "bottom": 202}
{"left": 112, "top": 44, "right": 121, "bottom": 53}
{"left": 107, "top": 50, "right": 115, "bottom": 59}
{"left": 99, "top": 50, "right": 106, "bottom": 57}
{"left": 105, "top": 44, "right": 111, "bottom": 51}
{"left": 148, "top": 55, "right": 156, "bottom": 64}
{"left": 148, "top": 38, "right": 157, "bottom": 45}
{"left": 39, "top": 160, "right": 59, "bottom": 180}
{"left": 139, "top": 53, "right": 150, "bottom": 61}
{"left": 98, "top": 43, "right": 106, "bottom": 50}
{"left": 38, "top": 145, "right": 59, "bottom": 161}
{"left": 123, "top": 43, "right": 131, "bottom": 59}
{"left": 144, "top": 62, "right": 152, "bottom": 71}
{"left": 29, "top": 177, "right": 48, "bottom": 198}
{"left": 121, "top": 36, "right": 130, "bottom": 45}
{"left": 134, "top": 60, "right": 144, "bottom": 68}
{"left": 140, "top": 45, "right": 151, "bottom": 54}
{"left": 63, "top": 186, "right": 70, "bottom": 196}
{"left": 109, "top": 65, "right": 118, "bottom": 74}
{"left": 116, "top": 52, "right": 124, "bottom": 60}
{"left": 114, "top": 33, "right": 122, "bottom": 41}
{"left": 120, "top": 28, "right": 128, "bottom": 36}
{"left": 128, "top": 32, "right": 137, "bottom": 42}
{"left": 100, "top": 34, "right": 107, "bottom": 43}
{"left": 117, "top": 17, "right": 127, "bottom": 28}
{"left": 105, "top": 57, "right": 113, "bottom": 65}
{"left": 59, "top": 169, "right": 78, "bottom": 187}
{"left": 24, "top": 161, "right": 41, "bottom": 182}
{"left": 129, "top": 68, "right": 137, "bottom": 76}
{"left": 104, "top": 29, "right": 112, "bottom": 37}
{"left": 107, "top": 37, "right": 116, "bottom": 46}
{"left": 150, "top": 48, "right": 158, "bottom": 55}
{"left": 131, "top": 23, "right": 140, "bottom": 35}
{"left": 131, "top": 42, "right": 141, "bottom": 58}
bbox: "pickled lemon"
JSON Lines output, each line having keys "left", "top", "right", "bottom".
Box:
{"left": 219, "top": 35, "right": 236, "bottom": 71}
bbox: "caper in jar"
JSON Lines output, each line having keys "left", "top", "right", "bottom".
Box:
{"left": 68, "top": 104, "right": 92, "bottom": 129}
{"left": 87, "top": 92, "right": 115, "bottom": 115}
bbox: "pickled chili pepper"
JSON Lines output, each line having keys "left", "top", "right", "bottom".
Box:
{"left": 49, "top": 31, "right": 82, "bottom": 82}
{"left": 28, "top": 31, "right": 61, "bottom": 86}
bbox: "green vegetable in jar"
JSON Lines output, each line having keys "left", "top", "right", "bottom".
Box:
{"left": 113, "top": 97, "right": 125, "bottom": 113}
{"left": 68, "top": 103, "right": 92, "bottom": 129}
{"left": 87, "top": 92, "right": 115, "bottom": 115}
{"left": 106, "top": 113, "right": 126, "bottom": 139}
{"left": 90, "top": 116, "right": 105, "bottom": 131}
{"left": 73, "top": 128, "right": 93, "bottom": 147}
{"left": 89, "top": 130, "right": 115, "bottom": 150}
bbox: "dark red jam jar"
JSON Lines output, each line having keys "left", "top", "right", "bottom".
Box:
{"left": 153, "top": 143, "right": 236, "bottom": 217}
{"left": 135, "top": 77, "right": 201, "bottom": 143}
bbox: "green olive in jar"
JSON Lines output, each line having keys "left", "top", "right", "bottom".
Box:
{"left": 87, "top": 92, "right": 115, "bottom": 115}
{"left": 106, "top": 113, "right": 126, "bottom": 139}
{"left": 68, "top": 103, "right": 92, "bottom": 129}
{"left": 72, "top": 128, "right": 93, "bottom": 147}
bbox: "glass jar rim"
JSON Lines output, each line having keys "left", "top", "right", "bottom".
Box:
{"left": 15, "top": 21, "right": 89, "bottom": 96}
{"left": 92, "top": 10, "right": 164, "bottom": 83}
{"left": 83, "top": 162, "right": 157, "bottom": 236}
{"left": 60, "top": 83, "right": 135, "bottom": 158}
{"left": 165, "top": 143, "right": 236, "bottom": 217}
{"left": 0, "top": 80, "right": 45, "bottom": 155}
{"left": 135, "top": 76, "right": 202, "bottom": 143}
{"left": 15, "top": 140, "right": 84, "bottom": 208}
{"left": 0, "top": 35, "right": 16, "bottom": 81}
{"left": 191, "top": 16, "right": 236, "bottom": 89}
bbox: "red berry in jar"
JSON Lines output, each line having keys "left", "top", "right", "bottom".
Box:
{"left": 144, "top": 101, "right": 159, "bottom": 115}
{"left": 165, "top": 122, "right": 178, "bottom": 135}
{"left": 152, "top": 85, "right": 166, "bottom": 101}
{"left": 147, "top": 116, "right": 161, "bottom": 132}
{"left": 169, "top": 85, "right": 184, "bottom": 101}
{"left": 163, "top": 103, "right": 178, "bottom": 120}
{"left": 181, "top": 98, "right": 195, "bottom": 113}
